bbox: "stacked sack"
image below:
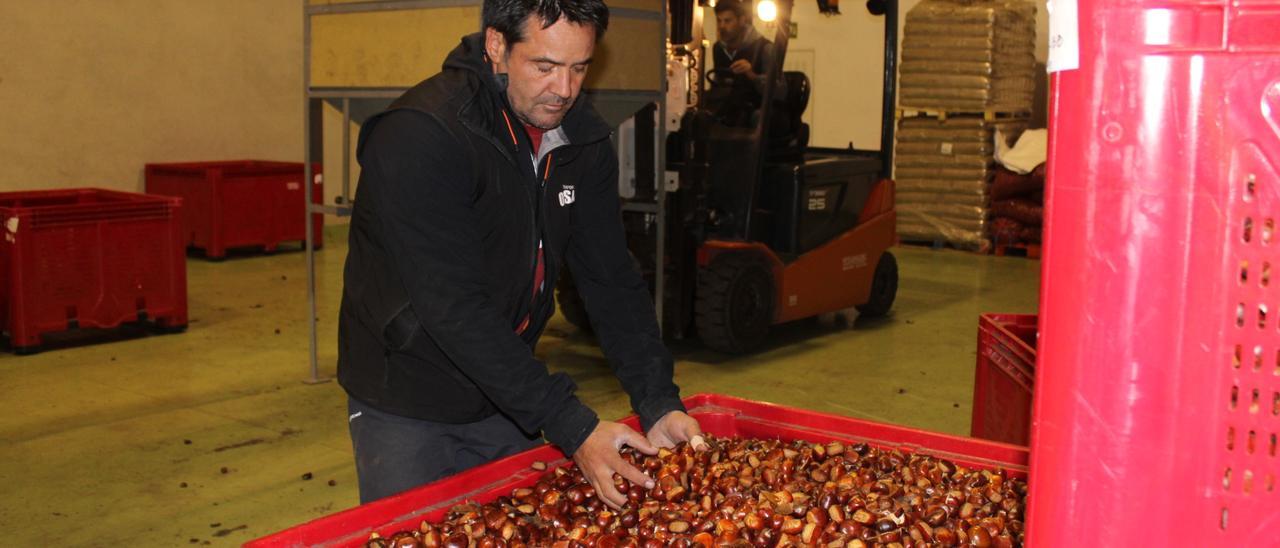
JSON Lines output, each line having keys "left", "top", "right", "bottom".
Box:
{"left": 989, "top": 163, "right": 1046, "bottom": 245}
{"left": 896, "top": 116, "right": 1027, "bottom": 249}
{"left": 899, "top": 0, "right": 1038, "bottom": 112}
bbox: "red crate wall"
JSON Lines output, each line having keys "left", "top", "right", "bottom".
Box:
{"left": 1221, "top": 97, "right": 1280, "bottom": 534}
{"left": 144, "top": 160, "right": 323, "bottom": 258}
{"left": 1029, "top": 0, "right": 1280, "bottom": 544}
{"left": 970, "top": 314, "right": 1036, "bottom": 446}
{"left": 0, "top": 189, "right": 186, "bottom": 351}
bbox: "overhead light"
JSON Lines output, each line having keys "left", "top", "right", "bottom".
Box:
{"left": 757, "top": 0, "right": 778, "bottom": 22}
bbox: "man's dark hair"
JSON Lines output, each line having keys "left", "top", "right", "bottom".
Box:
{"left": 483, "top": 0, "right": 610, "bottom": 47}
{"left": 713, "top": 0, "right": 751, "bottom": 18}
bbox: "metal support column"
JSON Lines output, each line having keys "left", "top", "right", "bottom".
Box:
{"left": 342, "top": 98, "right": 352, "bottom": 203}
{"left": 304, "top": 95, "right": 330, "bottom": 384}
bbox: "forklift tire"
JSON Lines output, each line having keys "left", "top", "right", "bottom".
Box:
{"left": 696, "top": 254, "right": 774, "bottom": 354}
{"left": 856, "top": 251, "right": 898, "bottom": 317}
{"left": 555, "top": 270, "right": 593, "bottom": 335}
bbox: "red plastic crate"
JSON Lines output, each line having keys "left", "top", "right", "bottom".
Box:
{"left": 0, "top": 188, "right": 187, "bottom": 353}
{"left": 247, "top": 393, "right": 1029, "bottom": 548}
{"left": 144, "top": 160, "right": 323, "bottom": 259}
{"left": 1031, "top": 0, "right": 1280, "bottom": 545}
{"left": 970, "top": 314, "right": 1037, "bottom": 446}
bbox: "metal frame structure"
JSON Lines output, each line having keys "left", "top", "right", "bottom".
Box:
{"left": 301, "top": 0, "right": 668, "bottom": 383}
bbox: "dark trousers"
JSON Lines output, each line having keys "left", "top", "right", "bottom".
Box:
{"left": 347, "top": 397, "right": 542, "bottom": 504}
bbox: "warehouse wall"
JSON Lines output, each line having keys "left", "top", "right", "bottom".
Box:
{"left": 0, "top": 1, "right": 358, "bottom": 220}
{"left": 1, "top": 1, "right": 1048, "bottom": 203}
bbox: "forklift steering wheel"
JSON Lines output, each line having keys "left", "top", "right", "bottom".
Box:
{"left": 705, "top": 68, "right": 735, "bottom": 85}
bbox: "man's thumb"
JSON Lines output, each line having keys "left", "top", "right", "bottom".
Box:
{"left": 622, "top": 428, "right": 658, "bottom": 455}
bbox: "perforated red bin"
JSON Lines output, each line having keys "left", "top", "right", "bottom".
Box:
{"left": 144, "top": 160, "right": 323, "bottom": 259}
{"left": 0, "top": 188, "right": 187, "bottom": 354}
{"left": 247, "top": 394, "right": 1030, "bottom": 547}
{"left": 1031, "top": 0, "right": 1280, "bottom": 544}
{"left": 970, "top": 314, "right": 1037, "bottom": 446}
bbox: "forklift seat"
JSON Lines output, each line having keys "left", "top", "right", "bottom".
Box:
{"left": 769, "top": 71, "right": 812, "bottom": 161}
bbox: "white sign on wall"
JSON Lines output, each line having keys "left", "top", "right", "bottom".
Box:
{"left": 1047, "top": 0, "right": 1080, "bottom": 73}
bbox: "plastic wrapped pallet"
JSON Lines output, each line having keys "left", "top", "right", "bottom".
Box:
{"left": 900, "top": 0, "right": 1037, "bottom": 112}
{"left": 894, "top": 116, "right": 1027, "bottom": 248}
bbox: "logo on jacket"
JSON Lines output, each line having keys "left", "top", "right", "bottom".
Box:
{"left": 558, "top": 185, "right": 576, "bottom": 207}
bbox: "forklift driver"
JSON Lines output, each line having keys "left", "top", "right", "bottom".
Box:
{"left": 709, "top": 0, "right": 784, "bottom": 127}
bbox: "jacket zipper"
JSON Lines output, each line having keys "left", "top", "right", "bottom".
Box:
{"left": 527, "top": 154, "right": 553, "bottom": 332}
{"left": 504, "top": 111, "right": 541, "bottom": 302}
{"left": 498, "top": 108, "right": 557, "bottom": 336}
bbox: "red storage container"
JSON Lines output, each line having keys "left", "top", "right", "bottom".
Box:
{"left": 971, "top": 314, "right": 1037, "bottom": 446}
{"left": 144, "top": 160, "right": 323, "bottom": 259}
{"left": 1031, "top": 0, "right": 1280, "bottom": 544}
{"left": 0, "top": 188, "right": 187, "bottom": 353}
{"left": 247, "top": 394, "right": 1030, "bottom": 547}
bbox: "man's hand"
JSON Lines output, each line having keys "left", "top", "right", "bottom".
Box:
{"left": 645, "top": 411, "right": 707, "bottom": 451}
{"left": 572, "top": 421, "right": 657, "bottom": 510}
{"left": 730, "top": 59, "right": 756, "bottom": 79}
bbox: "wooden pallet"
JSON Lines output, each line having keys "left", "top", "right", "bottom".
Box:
{"left": 993, "top": 241, "right": 1041, "bottom": 259}
{"left": 896, "top": 108, "right": 1031, "bottom": 122}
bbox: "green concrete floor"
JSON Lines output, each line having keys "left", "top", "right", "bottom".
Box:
{"left": 0, "top": 226, "right": 1038, "bottom": 545}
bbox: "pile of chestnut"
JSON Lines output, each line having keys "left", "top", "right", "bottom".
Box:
{"left": 367, "top": 435, "right": 1025, "bottom": 547}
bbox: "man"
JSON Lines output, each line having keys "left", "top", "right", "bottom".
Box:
{"left": 337, "top": 0, "right": 704, "bottom": 507}
{"left": 709, "top": 0, "right": 783, "bottom": 125}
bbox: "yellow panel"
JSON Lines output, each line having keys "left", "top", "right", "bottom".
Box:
{"left": 308, "top": 0, "right": 392, "bottom": 4}
{"left": 309, "top": 0, "right": 661, "bottom": 11}
{"left": 608, "top": 0, "right": 663, "bottom": 12}
{"left": 309, "top": 6, "right": 661, "bottom": 90}
{"left": 309, "top": 8, "right": 481, "bottom": 88}
{"left": 586, "top": 17, "right": 663, "bottom": 91}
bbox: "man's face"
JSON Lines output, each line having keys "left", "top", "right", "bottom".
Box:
{"left": 716, "top": 11, "right": 749, "bottom": 46}
{"left": 486, "top": 18, "right": 595, "bottom": 130}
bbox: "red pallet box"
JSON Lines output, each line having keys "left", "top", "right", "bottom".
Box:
{"left": 0, "top": 189, "right": 187, "bottom": 353}
{"left": 247, "top": 394, "right": 1030, "bottom": 547}
{"left": 144, "top": 160, "right": 323, "bottom": 259}
{"left": 970, "top": 314, "right": 1037, "bottom": 446}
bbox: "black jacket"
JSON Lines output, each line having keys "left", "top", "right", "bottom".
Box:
{"left": 337, "top": 33, "right": 684, "bottom": 455}
{"left": 712, "top": 27, "right": 776, "bottom": 105}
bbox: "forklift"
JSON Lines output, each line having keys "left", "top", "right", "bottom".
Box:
{"left": 559, "top": 0, "right": 900, "bottom": 354}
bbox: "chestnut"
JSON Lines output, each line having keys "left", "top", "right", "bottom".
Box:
{"left": 387, "top": 532, "right": 420, "bottom": 548}
{"left": 442, "top": 533, "right": 469, "bottom": 548}
{"left": 967, "top": 526, "right": 992, "bottom": 547}
{"left": 850, "top": 509, "right": 874, "bottom": 525}
{"left": 827, "top": 506, "right": 845, "bottom": 523}
{"left": 691, "top": 532, "right": 715, "bottom": 547}
{"left": 933, "top": 527, "right": 957, "bottom": 546}
{"left": 992, "top": 533, "right": 1014, "bottom": 548}
{"left": 800, "top": 522, "right": 820, "bottom": 544}
{"left": 781, "top": 517, "right": 804, "bottom": 535}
